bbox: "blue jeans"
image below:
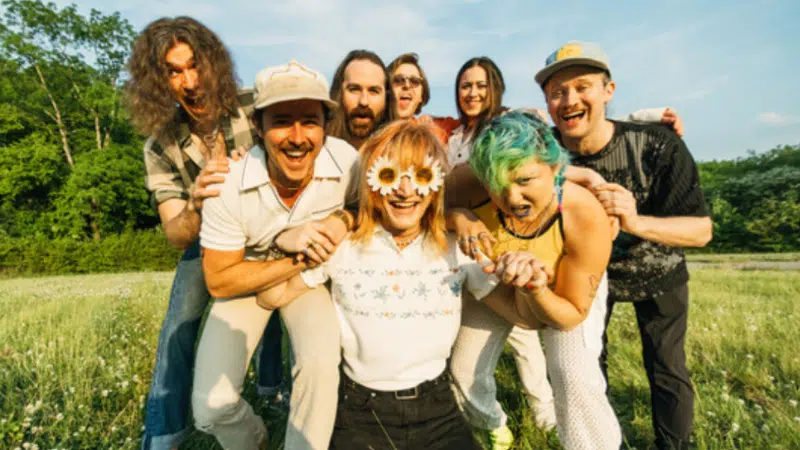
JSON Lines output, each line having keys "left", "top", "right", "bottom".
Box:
{"left": 142, "top": 242, "right": 285, "bottom": 450}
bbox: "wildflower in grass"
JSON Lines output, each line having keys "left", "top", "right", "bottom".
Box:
{"left": 101, "top": 389, "right": 109, "bottom": 397}
{"left": 746, "top": 354, "right": 754, "bottom": 359}
{"left": 762, "top": 424, "right": 770, "bottom": 432}
{"left": 55, "top": 413, "right": 63, "bottom": 421}
{"left": 790, "top": 400, "right": 798, "bottom": 407}
{"left": 794, "top": 417, "right": 800, "bottom": 423}
{"left": 748, "top": 325, "right": 757, "bottom": 332}
{"left": 721, "top": 370, "right": 728, "bottom": 376}
{"left": 731, "top": 422, "right": 740, "bottom": 433}
{"left": 706, "top": 411, "right": 715, "bottom": 417}
{"left": 737, "top": 398, "right": 745, "bottom": 405}
{"left": 722, "top": 393, "right": 730, "bottom": 401}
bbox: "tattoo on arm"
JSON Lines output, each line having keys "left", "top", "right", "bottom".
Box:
{"left": 585, "top": 274, "right": 600, "bottom": 315}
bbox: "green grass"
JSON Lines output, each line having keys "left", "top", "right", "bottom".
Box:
{"left": 1, "top": 269, "right": 799, "bottom": 449}
{"left": 685, "top": 252, "right": 800, "bottom": 263}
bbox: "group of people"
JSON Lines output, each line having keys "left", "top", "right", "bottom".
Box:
{"left": 129, "top": 15, "right": 711, "bottom": 450}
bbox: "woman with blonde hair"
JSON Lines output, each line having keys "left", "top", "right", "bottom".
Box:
{"left": 256, "top": 120, "right": 522, "bottom": 449}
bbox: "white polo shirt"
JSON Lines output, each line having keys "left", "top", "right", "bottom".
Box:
{"left": 200, "top": 136, "right": 359, "bottom": 261}
{"left": 301, "top": 228, "right": 497, "bottom": 391}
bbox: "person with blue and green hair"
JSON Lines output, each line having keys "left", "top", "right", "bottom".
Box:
{"left": 447, "top": 110, "right": 622, "bottom": 450}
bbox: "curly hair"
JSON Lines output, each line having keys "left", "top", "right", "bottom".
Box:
{"left": 326, "top": 50, "right": 392, "bottom": 143}
{"left": 125, "top": 16, "right": 239, "bottom": 138}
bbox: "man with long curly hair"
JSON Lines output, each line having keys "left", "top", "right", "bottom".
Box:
{"left": 126, "top": 16, "right": 286, "bottom": 450}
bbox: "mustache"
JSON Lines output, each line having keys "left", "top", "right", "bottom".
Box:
{"left": 347, "top": 106, "right": 376, "bottom": 120}
{"left": 278, "top": 141, "right": 315, "bottom": 153}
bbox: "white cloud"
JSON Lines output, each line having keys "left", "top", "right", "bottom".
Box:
{"left": 758, "top": 112, "right": 800, "bottom": 126}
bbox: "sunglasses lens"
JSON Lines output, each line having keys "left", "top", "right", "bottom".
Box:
{"left": 378, "top": 167, "right": 397, "bottom": 184}
{"left": 415, "top": 167, "right": 433, "bottom": 185}
{"left": 392, "top": 75, "right": 423, "bottom": 88}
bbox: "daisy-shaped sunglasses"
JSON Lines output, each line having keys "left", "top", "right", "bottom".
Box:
{"left": 366, "top": 155, "right": 444, "bottom": 196}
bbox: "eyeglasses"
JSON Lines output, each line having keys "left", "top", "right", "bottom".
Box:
{"left": 366, "top": 155, "right": 444, "bottom": 196}
{"left": 391, "top": 75, "right": 424, "bottom": 88}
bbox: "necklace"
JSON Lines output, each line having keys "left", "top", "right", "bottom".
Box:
{"left": 394, "top": 231, "right": 421, "bottom": 249}
{"left": 200, "top": 126, "right": 220, "bottom": 153}
{"left": 503, "top": 193, "right": 556, "bottom": 240}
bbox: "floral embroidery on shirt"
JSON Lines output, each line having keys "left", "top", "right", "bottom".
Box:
{"left": 413, "top": 282, "right": 430, "bottom": 300}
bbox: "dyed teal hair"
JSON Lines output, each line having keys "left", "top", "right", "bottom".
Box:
{"left": 469, "top": 110, "right": 570, "bottom": 195}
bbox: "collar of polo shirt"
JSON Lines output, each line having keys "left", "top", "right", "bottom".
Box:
{"left": 239, "top": 139, "right": 345, "bottom": 191}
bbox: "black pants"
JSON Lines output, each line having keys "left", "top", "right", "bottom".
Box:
{"left": 329, "top": 371, "right": 481, "bottom": 450}
{"left": 601, "top": 283, "right": 694, "bottom": 450}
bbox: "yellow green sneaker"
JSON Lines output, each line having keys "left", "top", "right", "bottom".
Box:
{"left": 488, "top": 424, "right": 514, "bottom": 450}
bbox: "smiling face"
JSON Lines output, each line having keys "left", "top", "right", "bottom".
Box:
{"left": 259, "top": 99, "right": 325, "bottom": 188}
{"left": 544, "top": 65, "right": 615, "bottom": 144}
{"left": 379, "top": 172, "right": 435, "bottom": 238}
{"left": 488, "top": 158, "right": 558, "bottom": 222}
{"left": 391, "top": 63, "right": 424, "bottom": 119}
{"left": 165, "top": 42, "right": 209, "bottom": 119}
{"left": 458, "top": 66, "right": 489, "bottom": 121}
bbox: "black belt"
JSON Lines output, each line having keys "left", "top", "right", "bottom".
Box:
{"left": 341, "top": 369, "right": 452, "bottom": 401}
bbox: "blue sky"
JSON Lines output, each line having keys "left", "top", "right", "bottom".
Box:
{"left": 53, "top": 0, "right": 800, "bottom": 161}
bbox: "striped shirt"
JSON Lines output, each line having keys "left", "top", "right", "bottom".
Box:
{"left": 142, "top": 89, "right": 259, "bottom": 206}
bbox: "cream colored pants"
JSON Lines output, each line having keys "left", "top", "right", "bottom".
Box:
{"left": 451, "top": 275, "right": 622, "bottom": 450}
{"left": 192, "top": 286, "right": 340, "bottom": 450}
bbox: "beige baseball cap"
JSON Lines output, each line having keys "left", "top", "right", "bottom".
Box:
{"left": 253, "top": 60, "right": 337, "bottom": 110}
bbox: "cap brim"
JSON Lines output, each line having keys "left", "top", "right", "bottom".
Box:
{"left": 254, "top": 94, "right": 338, "bottom": 111}
{"left": 535, "top": 58, "right": 610, "bottom": 87}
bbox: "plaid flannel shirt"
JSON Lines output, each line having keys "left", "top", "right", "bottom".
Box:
{"left": 143, "top": 89, "right": 258, "bottom": 207}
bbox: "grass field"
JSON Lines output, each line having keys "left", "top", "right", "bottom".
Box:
{"left": 1, "top": 268, "right": 799, "bottom": 449}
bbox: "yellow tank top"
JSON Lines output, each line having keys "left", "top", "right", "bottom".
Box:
{"left": 472, "top": 201, "right": 564, "bottom": 274}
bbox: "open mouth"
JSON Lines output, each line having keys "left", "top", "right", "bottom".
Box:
{"left": 388, "top": 198, "right": 421, "bottom": 215}
{"left": 398, "top": 93, "right": 413, "bottom": 110}
{"left": 282, "top": 148, "right": 313, "bottom": 162}
{"left": 561, "top": 110, "right": 586, "bottom": 127}
{"left": 510, "top": 205, "right": 531, "bottom": 218}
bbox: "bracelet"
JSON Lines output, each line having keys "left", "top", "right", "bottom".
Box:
{"left": 329, "top": 209, "right": 354, "bottom": 231}
{"left": 265, "top": 241, "right": 288, "bottom": 261}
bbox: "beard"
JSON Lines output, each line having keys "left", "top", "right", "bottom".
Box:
{"left": 346, "top": 105, "right": 384, "bottom": 138}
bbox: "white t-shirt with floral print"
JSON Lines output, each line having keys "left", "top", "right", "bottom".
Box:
{"left": 301, "top": 227, "right": 496, "bottom": 391}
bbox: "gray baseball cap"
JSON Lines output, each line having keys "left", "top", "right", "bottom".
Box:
{"left": 253, "top": 60, "right": 337, "bottom": 110}
{"left": 535, "top": 41, "right": 611, "bottom": 87}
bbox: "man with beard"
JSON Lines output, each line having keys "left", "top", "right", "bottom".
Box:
{"left": 127, "top": 16, "right": 287, "bottom": 450}
{"left": 327, "top": 50, "right": 391, "bottom": 148}
{"left": 535, "top": 41, "right": 712, "bottom": 450}
{"left": 193, "top": 60, "right": 358, "bottom": 450}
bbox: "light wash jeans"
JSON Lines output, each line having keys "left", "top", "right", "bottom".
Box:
{"left": 141, "top": 242, "right": 284, "bottom": 450}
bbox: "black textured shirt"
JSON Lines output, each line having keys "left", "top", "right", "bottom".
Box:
{"left": 564, "top": 120, "right": 709, "bottom": 302}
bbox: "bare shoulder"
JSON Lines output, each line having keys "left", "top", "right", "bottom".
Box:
{"left": 560, "top": 181, "right": 609, "bottom": 240}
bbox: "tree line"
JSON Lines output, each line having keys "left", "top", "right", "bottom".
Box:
{"left": 0, "top": 0, "right": 797, "bottom": 274}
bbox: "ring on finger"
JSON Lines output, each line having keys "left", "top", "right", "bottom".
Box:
{"left": 478, "top": 232, "right": 490, "bottom": 240}
{"left": 468, "top": 236, "right": 477, "bottom": 243}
